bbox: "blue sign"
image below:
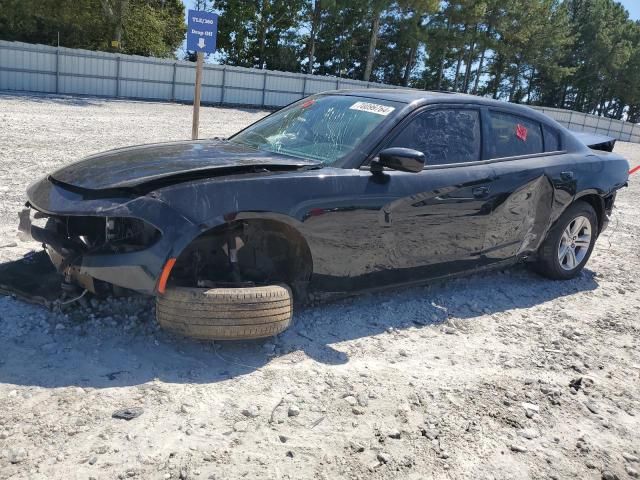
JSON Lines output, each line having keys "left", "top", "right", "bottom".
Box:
{"left": 187, "top": 10, "right": 218, "bottom": 53}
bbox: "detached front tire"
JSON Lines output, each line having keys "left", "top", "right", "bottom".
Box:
{"left": 532, "top": 201, "right": 598, "bottom": 280}
{"left": 156, "top": 284, "right": 293, "bottom": 340}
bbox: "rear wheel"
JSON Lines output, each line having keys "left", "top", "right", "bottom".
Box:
{"left": 532, "top": 201, "right": 597, "bottom": 280}
{"left": 156, "top": 284, "right": 293, "bottom": 340}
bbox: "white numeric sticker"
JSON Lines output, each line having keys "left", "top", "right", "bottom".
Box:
{"left": 349, "top": 101, "right": 395, "bottom": 116}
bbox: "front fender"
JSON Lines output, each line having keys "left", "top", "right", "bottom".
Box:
{"left": 26, "top": 177, "right": 203, "bottom": 293}
{"left": 153, "top": 168, "right": 352, "bottom": 276}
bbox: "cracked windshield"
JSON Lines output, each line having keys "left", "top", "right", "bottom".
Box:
{"left": 229, "top": 95, "right": 402, "bottom": 165}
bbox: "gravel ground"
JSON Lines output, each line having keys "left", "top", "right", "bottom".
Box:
{"left": 0, "top": 93, "right": 639, "bottom": 480}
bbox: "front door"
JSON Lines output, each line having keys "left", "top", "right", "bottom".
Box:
{"left": 302, "top": 106, "right": 496, "bottom": 292}
{"left": 371, "top": 106, "right": 495, "bottom": 281}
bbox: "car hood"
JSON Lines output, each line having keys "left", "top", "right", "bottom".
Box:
{"left": 49, "top": 139, "right": 321, "bottom": 191}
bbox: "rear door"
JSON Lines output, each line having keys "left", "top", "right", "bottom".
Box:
{"left": 481, "top": 109, "right": 560, "bottom": 261}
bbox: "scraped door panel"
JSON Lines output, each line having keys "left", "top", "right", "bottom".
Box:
{"left": 483, "top": 162, "right": 554, "bottom": 260}
{"left": 481, "top": 110, "right": 556, "bottom": 261}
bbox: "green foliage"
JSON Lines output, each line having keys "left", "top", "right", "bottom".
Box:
{"left": 213, "top": 0, "right": 305, "bottom": 71}
{"left": 122, "top": 0, "right": 186, "bottom": 57}
{"left": 312, "top": 1, "right": 371, "bottom": 77}
{"left": 0, "top": 0, "right": 111, "bottom": 49}
{"left": 0, "top": 0, "right": 185, "bottom": 58}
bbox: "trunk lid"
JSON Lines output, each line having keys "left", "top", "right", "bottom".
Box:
{"left": 571, "top": 131, "right": 617, "bottom": 152}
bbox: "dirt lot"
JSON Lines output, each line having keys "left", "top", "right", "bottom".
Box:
{"left": 0, "top": 93, "right": 639, "bottom": 480}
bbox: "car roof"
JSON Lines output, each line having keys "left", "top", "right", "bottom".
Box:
{"left": 331, "top": 88, "right": 529, "bottom": 109}
{"left": 329, "top": 88, "right": 566, "bottom": 129}
{"left": 331, "top": 88, "right": 471, "bottom": 104}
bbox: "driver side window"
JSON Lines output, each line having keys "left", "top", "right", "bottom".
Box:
{"left": 387, "top": 108, "right": 482, "bottom": 165}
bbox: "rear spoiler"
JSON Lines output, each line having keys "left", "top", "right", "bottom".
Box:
{"left": 571, "top": 131, "right": 616, "bottom": 152}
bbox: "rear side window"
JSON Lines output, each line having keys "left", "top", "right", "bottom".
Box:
{"left": 543, "top": 125, "right": 561, "bottom": 152}
{"left": 488, "top": 111, "right": 543, "bottom": 158}
{"left": 387, "top": 109, "right": 481, "bottom": 165}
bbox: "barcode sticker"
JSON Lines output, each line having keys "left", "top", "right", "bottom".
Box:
{"left": 349, "top": 101, "right": 395, "bottom": 116}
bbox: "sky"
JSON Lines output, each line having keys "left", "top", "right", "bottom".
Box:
{"left": 182, "top": 0, "right": 198, "bottom": 17}
{"left": 619, "top": 0, "right": 640, "bottom": 20}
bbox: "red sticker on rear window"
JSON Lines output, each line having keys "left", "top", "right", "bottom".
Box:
{"left": 301, "top": 99, "right": 315, "bottom": 109}
{"left": 516, "top": 124, "right": 528, "bottom": 142}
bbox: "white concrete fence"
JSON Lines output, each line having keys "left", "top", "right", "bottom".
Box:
{"left": 531, "top": 106, "right": 640, "bottom": 143}
{"left": 1, "top": 40, "right": 639, "bottom": 143}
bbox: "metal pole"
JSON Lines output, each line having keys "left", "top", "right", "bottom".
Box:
{"left": 192, "top": 52, "right": 204, "bottom": 140}
{"left": 261, "top": 70, "right": 267, "bottom": 107}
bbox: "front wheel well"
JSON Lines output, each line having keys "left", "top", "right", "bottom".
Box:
{"left": 168, "top": 219, "right": 313, "bottom": 299}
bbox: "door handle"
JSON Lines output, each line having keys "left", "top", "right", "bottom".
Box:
{"left": 472, "top": 186, "right": 490, "bottom": 198}
{"left": 560, "top": 171, "right": 575, "bottom": 181}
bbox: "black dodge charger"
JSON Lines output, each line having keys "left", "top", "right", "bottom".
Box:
{"left": 22, "top": 90, "right": 630, "bottom": 340}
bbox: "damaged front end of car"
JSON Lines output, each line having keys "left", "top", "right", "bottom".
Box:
{"left": 20, "top": 209, "right": 162, "bottom": 294}
{"left": 18, "top": 175, "right": 203, "bottom": 297}
{"left": 15, "top": 139, "right": 324, "bottom": 299}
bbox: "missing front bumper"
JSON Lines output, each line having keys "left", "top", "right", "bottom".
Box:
{"left": 18, "top": 208, "right": 159, "bottom": 294}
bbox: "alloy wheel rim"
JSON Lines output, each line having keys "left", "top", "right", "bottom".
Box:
{"left": 558, "top": 215, "right": 592, "bottom": 271}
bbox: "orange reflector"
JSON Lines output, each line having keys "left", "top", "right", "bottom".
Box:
{"left": 157, "top": 258, "right": 176, "bottom": 294}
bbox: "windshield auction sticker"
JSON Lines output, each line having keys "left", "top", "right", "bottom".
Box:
{"left": 349, "top": 101, "right": 395, "bottom": 116}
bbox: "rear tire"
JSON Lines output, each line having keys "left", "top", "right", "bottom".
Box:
{"left": 531, "top": 201, "right": 597, "bottom": 280}
{"left": 156, "top": 284, "right": 293, "bottom": 340}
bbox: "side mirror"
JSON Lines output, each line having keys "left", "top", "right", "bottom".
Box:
{"left": 371, "top": 148, "right": 425, "bottom": 174}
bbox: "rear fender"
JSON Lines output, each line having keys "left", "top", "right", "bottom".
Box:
{"left": 573, "top": 191, "right": 605, "bottom": 233}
